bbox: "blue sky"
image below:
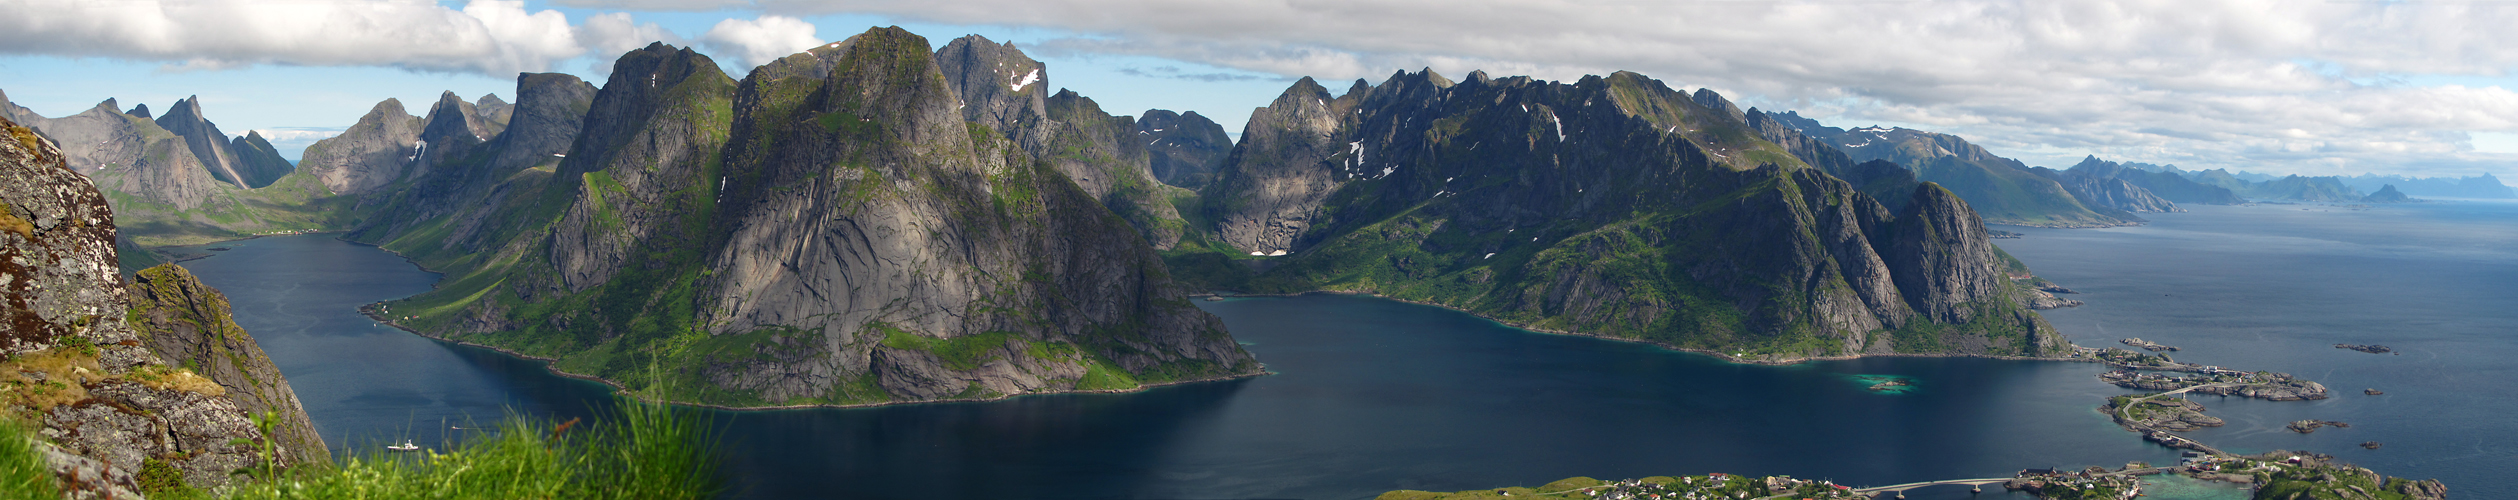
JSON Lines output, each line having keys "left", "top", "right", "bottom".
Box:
{"left": 5, "top": 0, "right": 2518, "bottom": 180}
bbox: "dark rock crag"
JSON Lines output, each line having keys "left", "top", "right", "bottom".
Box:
{"left": 1140, "top": 109, "right": 1233, "bottom": 189}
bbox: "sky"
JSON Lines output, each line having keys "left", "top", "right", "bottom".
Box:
{"left": 4, "top": 0, "right": 2517, "bottom": 180}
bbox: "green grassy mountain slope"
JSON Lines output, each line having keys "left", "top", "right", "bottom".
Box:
{"left": 1189, "top": 70, "right": 2071, "bottom": 361}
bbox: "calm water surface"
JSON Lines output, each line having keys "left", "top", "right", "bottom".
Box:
{"left": 2002, "top": 200, "right": 2518, "bottom": 495}
{"left": 176, "top": 200, "right": 2513, "bottom": 499}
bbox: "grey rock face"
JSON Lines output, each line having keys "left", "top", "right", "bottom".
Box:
{"left": 39, "top": 440, "right": 144, "bottom": 500}
{"left": 549, "top": 43, "right": 737, "bottom": 292}
{"left": 412, "top": 91, "right": 494, "bottom": 179}
{"left": 934, "top": 35, "right": 1186, "bottom": 249}
{"left": 1883, "top": 183, "right": 2007, "bottom": 324}
{"left": 298, "top": 98, "right": 421, "bottom": 195}
{"left": 16, "top": 100, "right": 153, "bottom": 177}
{"left": 935, "top": 35, "right": 1052, "bottom": 151}
{"left": 156, "top": 96, "right": 290, "bottom": 188}
{"left": 1202, "top": 76, "right": 1353, "bottom": 254}
{"left": 0, "top": 116, "right": 128, "bottom": 357}
{"left": 3, "top": 115, "right": 306, "bottom": 493}
{"left": 1140, "top": 109, "right": 1232, "bottom": 189}
{"left": 128, "top": 263, "right": 330, "bottom": 466}
{"left": 44, "top": 381, "right": 265, "bottom": 490}
{"left": 699, "top": 27, "right": 1256, "bottom": 403}
{"left": 349, "top": 73, "right": 597, "bottom": 253}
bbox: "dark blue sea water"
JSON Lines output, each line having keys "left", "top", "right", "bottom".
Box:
{"left": 2002, "top": 200, "right": 2518, "bottom": 496}
{"left": 171, "top": 199, "right": 2514, "bottom": 499}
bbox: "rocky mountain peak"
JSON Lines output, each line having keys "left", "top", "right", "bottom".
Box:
{"left": 153, "top": 94, "right": 255, "bottom": 188}
{"left": 936, "top": 34, "right": 1051, "bottom": 147}
{"left": 560, "top": 42, "right": 732, "bottom": 180}
{"left": 1690, "top": 88, "right": 1748, "bottom": 122}
{"left": 297, "top": 97, "right": 421, "bottom": 195}
{"left": 126, "top": 103, "right": 151, "bottom": 119}
{"left": 1141, "top": 108, "right": 1233, "bottom": 189}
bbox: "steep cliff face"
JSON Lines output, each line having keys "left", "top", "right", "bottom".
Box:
{"left": 934, "top": 35, "right": 1187, "bottom": 249}
{"left": 1139, "top": 109, "right": 1232, "bottom": 189}
{"left": 2, "top": 116, "right": 311, "bottom": 497}
{"left": 125, "top": 264, "right": 329, "bottom": 466}
{"left": 1200, "top": 77, "right": 1352, "bottom": 255}
{"left": 360, "top": 32, "right": 1257, "bottom": 408}
{"left": 696, "top": 27, "right": 1254, "bottom": 402}
{"left": 547, "top": 43, "right": 737, "bottom": 292}
{"left": 298, "top": 99, "right": 422, "bottom": 196}
{"left": 1199, "top": 70, "right": 2068, "bottom": 359}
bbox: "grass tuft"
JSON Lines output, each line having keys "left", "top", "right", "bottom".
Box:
{"left": 219, "top": 396, "right": 723, "bottom": 500}
{"left": 0, "top": 417, "right": 57, "bottom": 500}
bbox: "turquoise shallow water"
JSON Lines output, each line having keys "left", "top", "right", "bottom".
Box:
{"left": 172, "top": 198, "right": 2515, "bottom": 499}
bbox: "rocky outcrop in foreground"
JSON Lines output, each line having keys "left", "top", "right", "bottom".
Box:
{"left": 3, "top": 115, "right": 319, "bottom": 497}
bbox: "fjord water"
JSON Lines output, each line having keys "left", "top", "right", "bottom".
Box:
{"left": 2003, "top": 200, "right": 2518, "bottom": 495}
{"left": 175, "top": 200, "right": 2515, "bottom": 499}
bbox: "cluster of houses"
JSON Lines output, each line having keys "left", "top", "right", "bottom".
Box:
{"left": 1563, "top": 474, "right": 1867, "bottom": 500}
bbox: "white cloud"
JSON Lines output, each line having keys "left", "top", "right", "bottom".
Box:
{"left": 690, "top": 0, "right": 2518, "bottom": 176}
{"left": 699, "top": 16, "right": 824, "bottom": 70}
{"left": 0, "top": 0, "right": 675, "bottom": 77}
{"left": 580, "top": 12, "right": 688, "bottom": 73}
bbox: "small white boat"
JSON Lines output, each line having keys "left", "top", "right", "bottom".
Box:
{"left": 385, "top": 440, "right": 421, "bottom": 452}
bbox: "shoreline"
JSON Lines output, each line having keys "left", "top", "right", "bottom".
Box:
{"left": 355, "top": 304, "right": 1273, "bottom": 412}
{"left": 1202, "top": 290, "right": 2096, "bottom": 367}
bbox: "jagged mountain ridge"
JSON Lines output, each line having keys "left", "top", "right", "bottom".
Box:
{"left": 1190, "top": 69, "right": 2071, "bottom": 360}
{"left": 2066, "top": 156, "right": 2243, "bottom": 205}
{"left": 1761, "top": 110, "right": 2144, "bottom": 227}
{"left": 0, "top": 90, "right": 348, "bottom": 247}
{"left": 2027, "top": 165, "right": 2183, "bottom": 213}
{"left": 934, "top": 35, "right": 1190, "bottom": 249}
{"left": 337, "top": 32, "right": 1258, "bottom": 408}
